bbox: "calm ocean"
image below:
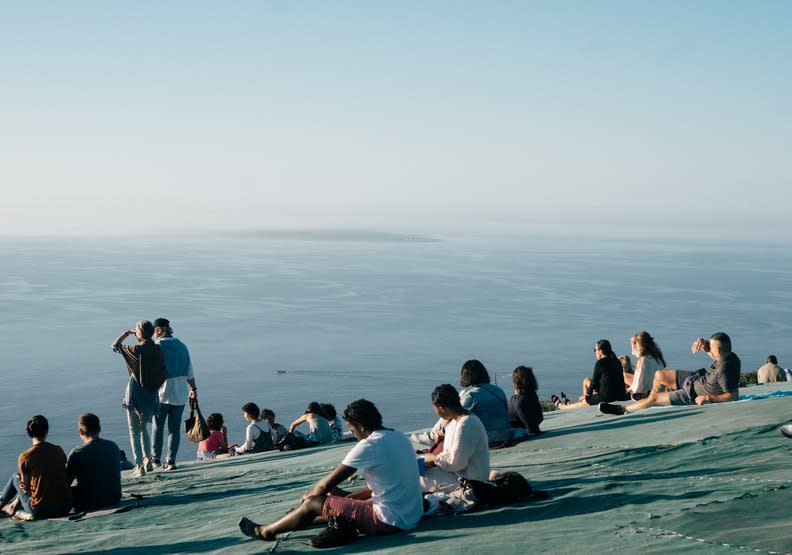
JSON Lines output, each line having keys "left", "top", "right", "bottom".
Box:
{"left": 1, "top": 233, "right": 790, "bottom": 478}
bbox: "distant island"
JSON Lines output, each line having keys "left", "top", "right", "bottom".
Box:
{"left": 227, "top": 229, "right": 440, "bottom": 243}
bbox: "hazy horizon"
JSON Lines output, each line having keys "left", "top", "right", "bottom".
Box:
{"left": 2, "top": 2, "right": 790, "bottom": 242}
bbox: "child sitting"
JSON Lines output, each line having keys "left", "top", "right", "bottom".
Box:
{"left": 197, "top": 413, "right": 228, "bottom": 460}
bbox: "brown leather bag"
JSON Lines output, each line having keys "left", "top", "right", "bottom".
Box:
{"left": 184, "top": 397, "right": 210, "bottom": 443}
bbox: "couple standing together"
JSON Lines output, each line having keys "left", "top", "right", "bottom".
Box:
{"left": 112, "top": 318, "right": 197, "bottom": 476}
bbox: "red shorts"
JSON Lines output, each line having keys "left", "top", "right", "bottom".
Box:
{"left": 321, "top": 495, "right": 401, "bottom": 536}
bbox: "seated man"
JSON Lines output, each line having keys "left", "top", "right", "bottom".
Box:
{"left": 421, "top": 384, "right": 490, "bottom": 493}
{"left": 0, "top": 415, "right": 72, "bottom": 519}
{"left": 600, "top": 332, "right": 740, "bottom": 415}
{"left": 756, "top": 355, "right": 786, "bottom": 384}
{"left": 238, "top": 399, "right": 423, "bottom": 548}
{"left": 67, "top": 413, "right": 122, "bottom": 511}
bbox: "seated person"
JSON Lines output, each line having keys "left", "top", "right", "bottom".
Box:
{"left": 197, "top": 413, "right": 228, "bottom": 460}
{"left": 757, "top": 355, "right": 786, "bottom": 384}
{"left": 260, "top": 409, "right": 288, "bottom": 446}
{"left": 560, "top": 339, "right": 628, "bottom": 409}
{"left": 0, "top": 415, "right": 72, "bottom": 519}
{"left": 420, "top": 384, "right": 490, "bottom": 493}
{"left": 601, "top": 332, "right": 740, "bottom": 415}
{"left": 459, "top": 359, "right": 512, "bottom": 443}
{"left": 239, "top": 399, "right": 423, "bottom": 548}
{"left": 119, "top": 450, "right": 135, "bottom": 471}
{"left": 508, "top": 366, "right": 543, "bottom": 435}
{"left": 66, "top": 413, "right": 122, "bottom": 511}
{"left": 624, "top": 331, "right": 666, "bottom": 399}
{"left": 319, "top": 403, "right": 346, "bottom": 442}
{"left": 288, "top": 402, "right": 333, "bottom": 445}
{"left": 232, "top": 403, "right": 273, "bottom": 454}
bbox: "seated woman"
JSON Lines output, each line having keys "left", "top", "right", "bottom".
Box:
{"left": 232, "top": 403, "right": 273, "bottom": 454}
{"left": 508, "top": 366, "right": 543, "bottom": 435}
{"left": 459, "top": 359, "right": 513, "bottom": 443}
{"left": 420, "top": 384, "right": 490, "bottom": 493}
{"left": 0, "top": 415, "right": 72, "bottom": 519}
{"left": 559, "top": 340, "right": 629, "bottom": 409}
{"left": 624, "top": 331, "right": 667, "bottom": 400}
{"left": 239, "top": 399, "right": 423, "bottom": 548}
{"left": 288, "top": 402, "right": 333, "bottom": 446}
{"left": 197, "top": 413, "right": 228, "bottom": 460}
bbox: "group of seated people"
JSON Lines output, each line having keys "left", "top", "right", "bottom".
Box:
{"left": 236, "top": 330, "right": 757, "bottom": 547}
{"left": 549, "top": 330, "right": 744, "bottom": 416}
{"left": 0, "top": 413, "right": 122, "bottom": 520}
{"left": 197, "top": 401, "right": 347, "bottom": 460}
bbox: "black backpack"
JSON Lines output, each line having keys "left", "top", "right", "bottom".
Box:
{"left": 462, "top": 472, "right": 546, "bottom": 508}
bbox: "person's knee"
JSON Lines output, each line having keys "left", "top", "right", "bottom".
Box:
{"left": 302, "top": 495, "right": 325, "bottom": 516}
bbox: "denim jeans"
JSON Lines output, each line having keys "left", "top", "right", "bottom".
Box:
{"left": 153, "top": 403, "right": 185, "bottom": 463}
{"left": 1, "top": 473, "right": 70, "bottom": 518}
{"left": 127, "top": 408, "right": 153, "bottom": 466}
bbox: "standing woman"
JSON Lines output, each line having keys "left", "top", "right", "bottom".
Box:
{"left": 625, "top": 331, "right": 667, "bottom": 400}
{"left": 560, "top": 340, "right": 628, "bottom": 410}
{"left": 112, "top": 320, "right": 166, "bottom": 477}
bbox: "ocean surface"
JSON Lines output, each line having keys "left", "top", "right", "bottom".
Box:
{"left": 1, "top": 232, "right": 791, "bottom": 478}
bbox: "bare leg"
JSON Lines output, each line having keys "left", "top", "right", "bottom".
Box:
{"left": 624, "top": 371, "right": 634, "bottom": 390}
{"left": 240, "top": 495, "right": 326, "bottom": 541}
{"left": 580, "top": 377, "right": 592, "bottom": 401}
{"left": 625, "top": 369, "right": 677, "bottom": 413}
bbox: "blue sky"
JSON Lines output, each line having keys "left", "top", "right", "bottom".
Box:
{"left": 1, "top": 1, "right": 790, "bottom": 240}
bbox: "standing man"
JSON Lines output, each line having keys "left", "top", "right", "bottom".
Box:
{"left": 67, "top": 413, "right": 122, "bottom": 511}
{"left": 152, "top": 318, "right": 197, "bottom": 470}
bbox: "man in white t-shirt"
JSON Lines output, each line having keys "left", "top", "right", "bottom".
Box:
{"left": 238, "top": 399, "right": 423, "bottom": 548}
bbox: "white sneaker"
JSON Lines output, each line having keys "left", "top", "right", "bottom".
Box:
{"left": 781, "top": 424, "right": 792, "bottom": 438}
{"left": 131, "top": 465, "right": 146, "bottom": 478}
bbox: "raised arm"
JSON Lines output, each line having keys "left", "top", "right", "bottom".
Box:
{"left": 112, "top": 328, "right": 136, "bottom": 351}
{"left": 691, "top": 337, "right": 717, "bottom": 361}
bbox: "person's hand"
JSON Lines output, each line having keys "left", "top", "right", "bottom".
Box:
{"left": 695, "top": 395, "right": 710, "bottom": 406}
{"left": 691, "top": 338, "right": 709, "bottom": 354}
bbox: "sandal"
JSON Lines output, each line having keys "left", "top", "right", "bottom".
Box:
{"left": 550, "top": 394, "right": 562, "bottom": 408}
{"left": 560, "top": 392, "right": 572, "bottom": 405}
{"left": 238, "top": 517, "right": 274, "bottom": 541}
{"left": 309, "top": 515, "right": 359, "bottom": 548}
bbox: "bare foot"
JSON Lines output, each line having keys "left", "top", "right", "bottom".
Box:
{"left": 238, "top": 517, "right": 275, "bottom": 541}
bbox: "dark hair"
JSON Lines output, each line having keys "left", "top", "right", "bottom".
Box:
{"left": 460, "top": 359, "right": 490, "bottom": 387}
{"left": 305, "top": 402, "right": 322, "bottom": 415}
{"left": 431, "top": 384, "right": 465, "bottom": 413}
{"left": 260, "top": 408, "right": 275, "bottom": 420}
{"left": 319, "top": 403, "right": 337, "bottom": 421}
{"left": 206, "top": 413, "right": 224, "bottom": 430}
{"left": 512, "top": 366, "right": 538, "bottom": 394}
{"left": 619, "top": 355, "right": 633, "bottom": 374}
{"left": 79, "top": 413, "right": 101, "bottom": 436}
{"left": 710, "top": 332, "right": 731, "bottom": 353}
{"left": 633, "top": 330, "right": 666, "bottom": 367}
{"left": 242, "top": 402, "right": 260, "bottom": 418}
{"left": 343, "top": 399, "right": 383, "bottom": 431}
{"left": 768, "top": 354, "right": 778, "bottom": 365}
{"left": 596, "top": 339, "right": 617, "bottom": 359}
{"left": 137, "top": 320, "right": 154, "bottom": 340}
{"left": 27, "top": 415, "right": 49, "bottom": 439}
